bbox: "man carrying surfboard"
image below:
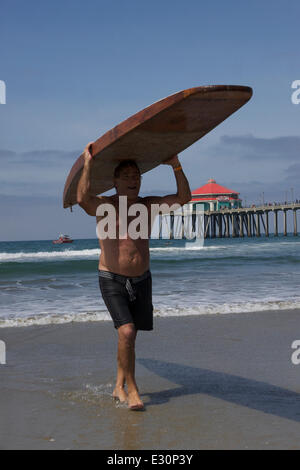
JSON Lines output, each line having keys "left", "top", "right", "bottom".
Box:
{"left": 77, "top": 142, "right": 191, "bottom": 410}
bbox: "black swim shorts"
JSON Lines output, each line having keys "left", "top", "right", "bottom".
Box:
{"left": 98, "top": 269, "right": 154, "bottom": 330}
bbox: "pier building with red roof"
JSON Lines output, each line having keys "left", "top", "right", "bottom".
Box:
{"left": 189, "top": 178, "right": 242, "bottom": 211}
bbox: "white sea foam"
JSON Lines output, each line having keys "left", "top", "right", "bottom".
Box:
{"left": 154, "top": 299, "right": 300, "bottom": 317}
{"left": 150, "top": 245, "right": 223, "bottom": 251}
{"left": 0, "top": 249, "right": 100, "bottom": 262}
{"left": 1, "top": 299, "right": 300, "bottom": 328}
{"left": 0, "top": 310, "right": 111, "bottom": 327}
{"left": 0, "top": 245, "right": 225, "bottom": 262}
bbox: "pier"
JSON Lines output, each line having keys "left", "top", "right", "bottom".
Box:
{"left": 158, "top": 203, "right": 300, "bottom": 239}
{"left": 202, "top": 202, "right": 300, "bottom": 238}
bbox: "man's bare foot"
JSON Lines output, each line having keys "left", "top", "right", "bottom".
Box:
{"left": 112, "top": 386, "right": 128, "bottom": 403}
{"left": 127, "top": 389, "right": 144, "bottom": 411}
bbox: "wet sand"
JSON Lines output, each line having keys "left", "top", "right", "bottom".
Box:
{"left": 1, "top": 309, "right": 300, "bottom": 449}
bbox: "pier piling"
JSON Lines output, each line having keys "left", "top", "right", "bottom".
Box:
{"left": 159, "top": 203, "right": 299, "bottom": 239}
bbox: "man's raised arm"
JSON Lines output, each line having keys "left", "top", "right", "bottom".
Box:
{"left": 144, "top": 154, "right": 192, "bottom": 208}
{"left": 77, "top": 142, "right": 107, "bottom": 216}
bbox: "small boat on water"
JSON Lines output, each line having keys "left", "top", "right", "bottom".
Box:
{"left": 52, "top": 234, "right": 74, "bottom": 244}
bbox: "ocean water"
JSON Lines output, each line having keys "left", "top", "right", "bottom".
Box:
{"left": 0, "top": 235, "right": 300, "bottom": 327}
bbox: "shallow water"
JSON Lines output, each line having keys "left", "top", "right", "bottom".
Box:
{"left": 1, "top": 234, "right": 300, "bottom": 326}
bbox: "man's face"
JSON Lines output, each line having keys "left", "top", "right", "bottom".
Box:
{"left": 114, "top": 165, "right": 141, "bottom": 199}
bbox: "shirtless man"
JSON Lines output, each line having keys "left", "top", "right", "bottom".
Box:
{"left": 77, "top": 142, "right": 191, "bottom": 410}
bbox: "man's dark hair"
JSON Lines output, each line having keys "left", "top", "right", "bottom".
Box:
{"left": 114, "top": 160, "right": 140, "bottom": 179}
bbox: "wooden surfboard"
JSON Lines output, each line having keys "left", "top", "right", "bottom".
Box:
{"left": 63, "top": 85, "right": 252, "bottom": 208}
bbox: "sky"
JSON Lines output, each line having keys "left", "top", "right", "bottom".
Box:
{"left": 0, "top": 0, "right": 300, "bottom": 240}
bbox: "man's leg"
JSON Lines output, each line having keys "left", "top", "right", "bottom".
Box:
{"left": 114, "top": 322, "right": 144, "bottom": 410}
{"left": 112, "top": 325, "right": 135, "bottom": 403}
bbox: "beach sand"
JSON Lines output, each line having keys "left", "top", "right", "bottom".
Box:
{"left": 1, "top": 309, "right": 300, "bottom": 450}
